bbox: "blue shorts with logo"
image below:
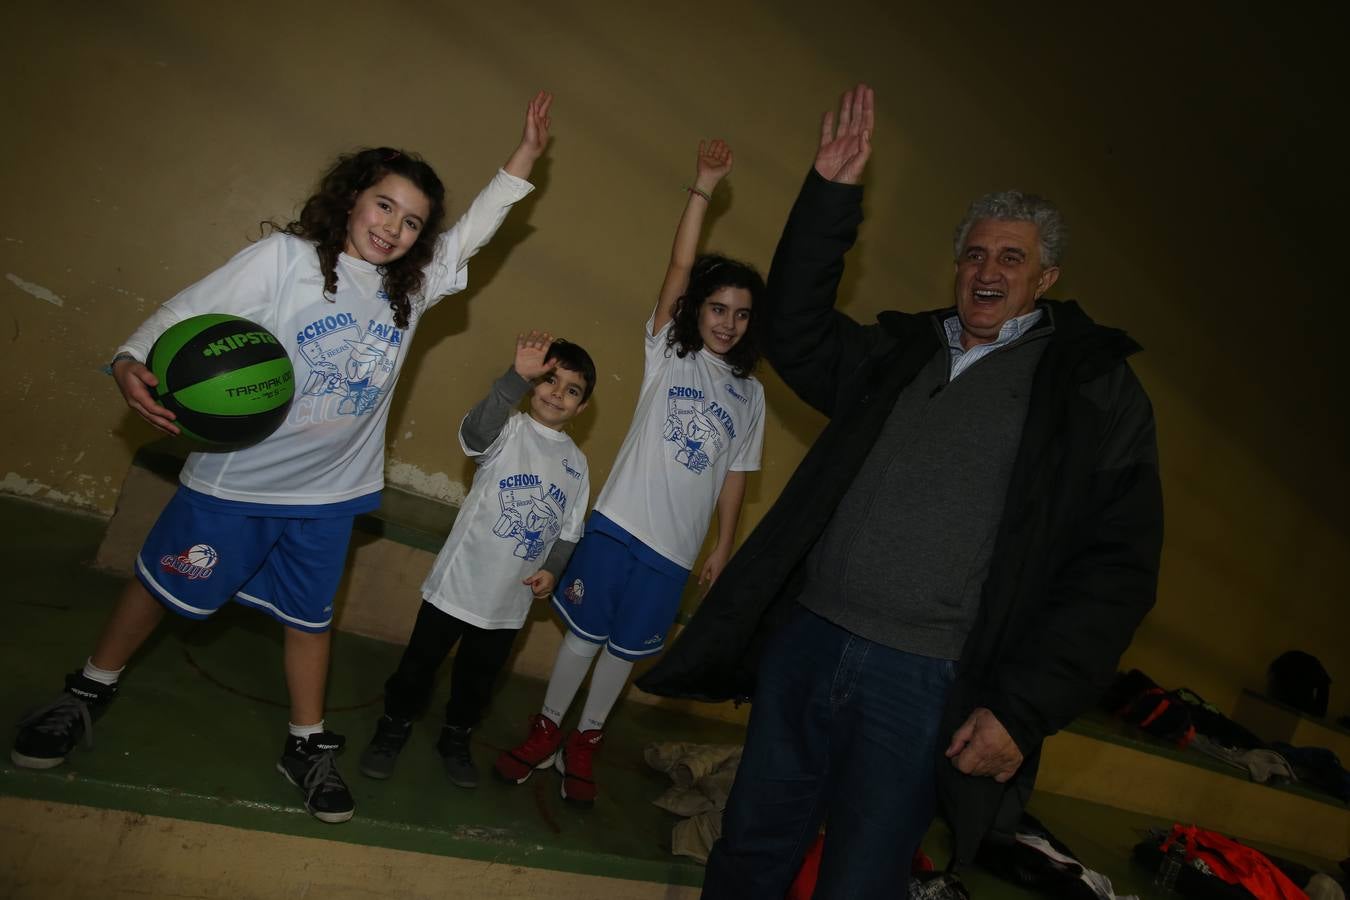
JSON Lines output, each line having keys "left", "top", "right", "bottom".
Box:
{"left": 135, "top": 486, "right": 358, "bottom": 633}
{"left": 551, "top": 512, "right": 691, "bottom": 662}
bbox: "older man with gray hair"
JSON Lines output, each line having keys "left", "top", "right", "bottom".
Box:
{"left": 639, "top": 84, "right": 1163, "bottom": 899}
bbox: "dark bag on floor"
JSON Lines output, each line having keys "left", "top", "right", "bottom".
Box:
{"left": 1104, "top": 670, "right": 1196, "bottom": 747}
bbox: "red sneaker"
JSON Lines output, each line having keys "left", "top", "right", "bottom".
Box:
{"left": 556, "top": 728, "right": 603, "bottom": 807}
{"left": 494, "top": 714, "right": 563, "bottom": 784}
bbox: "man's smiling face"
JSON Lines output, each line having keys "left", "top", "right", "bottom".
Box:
{"left": 953, "top": 219, "right": 1059, "bottom": 349}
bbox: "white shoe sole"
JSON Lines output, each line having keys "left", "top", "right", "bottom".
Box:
{"left": 495, "top": 751, "right": 557, "bottom": 785}
{"left": 11, "top": 750, "right": 66, "bottom": 769}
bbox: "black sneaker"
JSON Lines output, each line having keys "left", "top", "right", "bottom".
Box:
{"left": 12, "top": 672, "right": 118, "bottom": 769}
{"left": 277, "top": 731, "right": 354, "bottom": 823}
{"left": 358, "top": 715, "right": 412, "bottom": 780}
{"left": 438, "top": 724, "right": 478, "bottom": 789}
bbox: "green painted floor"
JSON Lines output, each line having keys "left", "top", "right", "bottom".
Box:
{"left": 0, "top": 495, "right": 1338, "bottom": 894}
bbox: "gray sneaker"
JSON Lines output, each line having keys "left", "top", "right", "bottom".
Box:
{"left": 358, "top": 715, "right": 412, "bottom": 780}
{"left": 438, "top": 724, "right": 478, "bottom": 789}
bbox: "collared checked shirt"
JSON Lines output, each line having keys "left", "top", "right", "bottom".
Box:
{"left": 943, "top": 308, "right": 1046, "bottom": 381}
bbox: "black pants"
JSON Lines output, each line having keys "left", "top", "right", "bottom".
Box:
{"left": 383, "top": 601, "right": 519, "bottom": 729}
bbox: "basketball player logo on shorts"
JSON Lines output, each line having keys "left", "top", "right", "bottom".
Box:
{"left": 159, "top": 543, "right": 219, "bottom": 580}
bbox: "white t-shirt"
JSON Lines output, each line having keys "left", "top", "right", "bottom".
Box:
{"left": 423, "top": 412, "right": 590, "bottom": 629}
{"left": 593, "top": 316, "right": 765, "bottom": 569}
{"left": 117, "top": 169, "right": 533, "bottom": 507}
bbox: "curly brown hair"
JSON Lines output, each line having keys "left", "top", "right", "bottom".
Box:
{"left": 666, "top": 254, "right": 764, "bottom": 379}
{"left": 264, "top": 147, "right": 447, "bottom": 328}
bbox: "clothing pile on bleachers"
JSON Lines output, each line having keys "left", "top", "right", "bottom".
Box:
{"left": 1102, "top": 668, "right": 1349, "bottom": 803}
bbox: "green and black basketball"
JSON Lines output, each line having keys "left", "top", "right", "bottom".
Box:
{"left": 146, "top": 314, "right": 295, "bottom": 447}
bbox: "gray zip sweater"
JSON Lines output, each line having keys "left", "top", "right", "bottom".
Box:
{"left": 799, "top": 325, "right": 1049, "bottom": 659}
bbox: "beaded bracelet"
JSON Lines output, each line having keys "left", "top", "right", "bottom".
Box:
{"left": 686, "top": 186, "right": 712, "bottom": 203}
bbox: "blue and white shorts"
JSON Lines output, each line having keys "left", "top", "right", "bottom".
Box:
{"left": 551, "top": 512, "right": 690, "bottom": 661}
{"left": 135, "top": 487, "right": 355, "bottom": 633}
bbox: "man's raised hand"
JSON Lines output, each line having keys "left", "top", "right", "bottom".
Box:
{"left": 814, "top": 83, "right": 874, "bottom": 185}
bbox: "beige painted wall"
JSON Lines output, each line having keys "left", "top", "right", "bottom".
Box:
{"left": 2, "top": 3, "right": 1344, "bottom": 717}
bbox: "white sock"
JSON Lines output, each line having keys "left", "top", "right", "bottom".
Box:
{"left": 578, "top": 649, "right": 633, "bottom": 733}
{"left": 541, "top": 632, "right": 600, "bottom": 725}
{"left": 83, "top": 658, "right": 124, "bottom": 686}
{"left": 289, "top": 720, "right": 324, "bottom": 740}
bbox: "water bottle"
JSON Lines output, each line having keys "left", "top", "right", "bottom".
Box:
{"left": 1154, "top": 842, "right": 1185, "bottom": 893}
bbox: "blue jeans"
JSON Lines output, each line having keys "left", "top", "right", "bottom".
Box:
{"left": 703, "top": 606, "right": 955, "bottom": 899}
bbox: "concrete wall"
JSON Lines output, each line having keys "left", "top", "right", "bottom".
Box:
{"left": 2, "top": 2, "right": 1344, "bottom": 717}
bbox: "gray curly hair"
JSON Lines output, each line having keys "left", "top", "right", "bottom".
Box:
{"left": 953, "top": 191, "right": 1067, "bottom": 268}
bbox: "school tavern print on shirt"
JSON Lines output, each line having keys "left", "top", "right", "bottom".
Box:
{"left": 593, "top": 316, "right": 765, "bottom": 570}
{"left": 422, "top": 412, "right": 590, "bottom": 630}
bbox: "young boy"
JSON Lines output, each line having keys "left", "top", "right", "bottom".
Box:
{"left": 359, "top": 330, "right": 594, "bottom": 788}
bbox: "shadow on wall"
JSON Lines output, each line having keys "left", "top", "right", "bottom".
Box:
{"left": 388, "top": 155, "right": 555, "bottom": 446}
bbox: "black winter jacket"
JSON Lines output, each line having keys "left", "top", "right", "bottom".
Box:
{"left": 637, "top": 170, "right": 1164, "bottom": 865}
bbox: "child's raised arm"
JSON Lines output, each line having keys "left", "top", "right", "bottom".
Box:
{"left": 652, "top": 139, "right": 733, "bottom": 334}
{"left": 511, "top": 328, "right": 556, "bottom": 382}
{"left": 460, "top": 330, "right": 554, "bottom": 454}
{"left": 503, "top": 91, "right": 553, "bottom": 181}
{"left": 423, "top": 92, "right": 551, "bottom": 303}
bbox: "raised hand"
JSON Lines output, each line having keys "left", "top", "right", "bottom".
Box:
{"left": 113, "top": 357, "right": 180, "bottom": 436}
{"left": 694, "top": 139, "right": 734, "bottom": 193}
{"left": 814, "top": 83, "right": 874, "bottom": 184}
{"left": 504, "top": 90, "right": 554, "bottom": 179}
{"left": 522, "top": 90, "right": 553, "bottom": 157}
{"left": 513, "top": 329, "right": 555, "bottom": 381}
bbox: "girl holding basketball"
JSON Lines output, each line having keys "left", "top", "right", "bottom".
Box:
{"left": 11, "top": 91, "right": 554, "bottom": 825}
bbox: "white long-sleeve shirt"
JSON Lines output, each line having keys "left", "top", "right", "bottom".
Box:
{"left": 118, "top": 169, "right": 533, "bottom": 509}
